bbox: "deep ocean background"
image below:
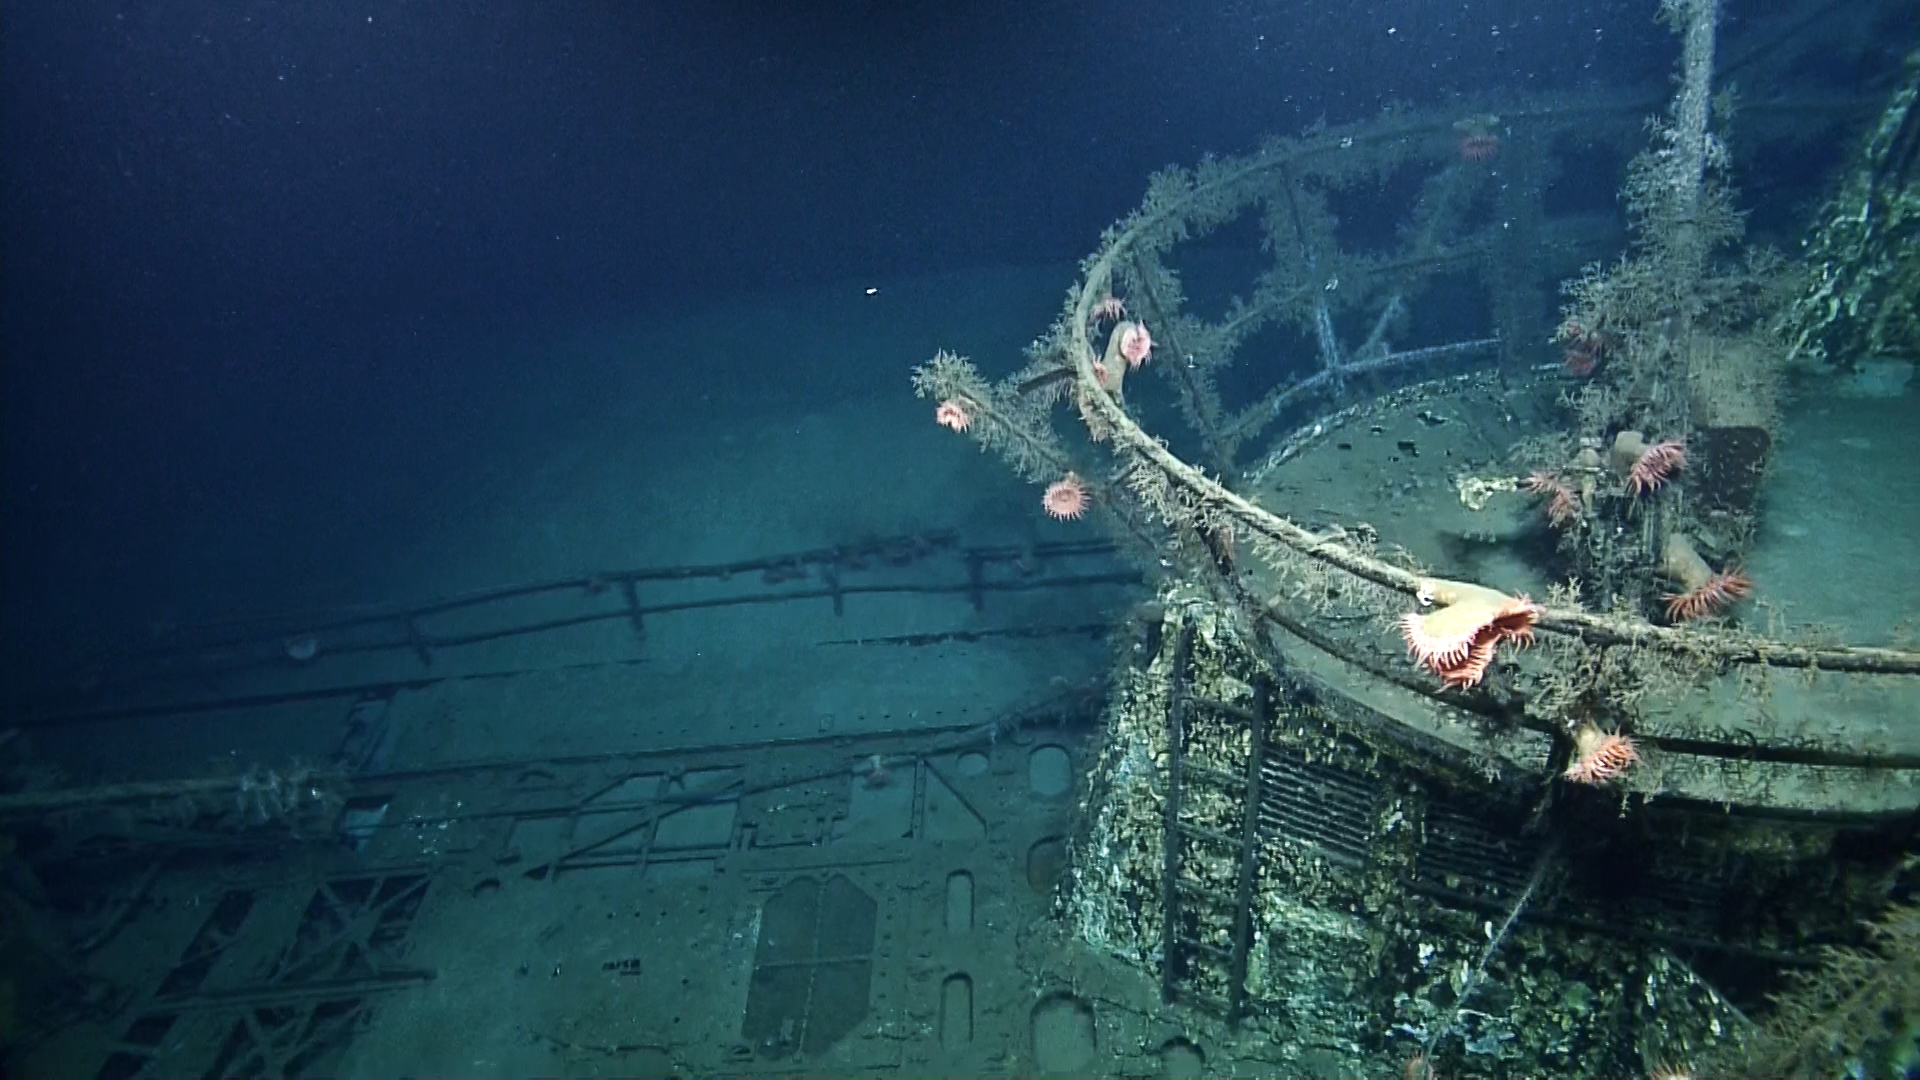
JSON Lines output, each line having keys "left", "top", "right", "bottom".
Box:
{"left": 0, "top": 1, "right": 1901, "bottom": 691}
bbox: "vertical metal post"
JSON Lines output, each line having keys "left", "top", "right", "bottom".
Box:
{"left": 1227, "top": 676, "right": 1272, "bottom": 1024}
{"left": 1158, "top": 624, "right": 1196, "bottom": 1005}
{"left": 1276, "top": 165, "right": 1346, "bottom": 386}
{"left": 401, "top": 615, "right": 432, "bottom": 667}
{"left": 619, "top": 578, "right": 647, "bottom": 643}
{"left": 823, "top": 563, "right": 844, "bottom": 616}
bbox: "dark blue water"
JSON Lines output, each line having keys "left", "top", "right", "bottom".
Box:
{"left": 0, "top": 2, "right": 1709, "bottom": 679}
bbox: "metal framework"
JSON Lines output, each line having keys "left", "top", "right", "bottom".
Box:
{"left": 12, "top": 683, "right": 1104, "bottom": 1076}
{"left": 15, "top": 532, "right": 1133, "bottom": 725}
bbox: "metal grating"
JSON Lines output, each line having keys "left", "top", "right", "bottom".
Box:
{"left": 1412, "top": 799, "right": 1545, "bottom": 905}
{"left": 1255, "top": 745, "right": 1377, "bottom": 866}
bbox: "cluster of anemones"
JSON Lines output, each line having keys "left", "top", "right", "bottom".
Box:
{"left": 1398, "top": 578, "right": 1540, "bottom": 688}
{"left": 1519, "top": 446, "right": 1606, "bottom": 528}
{"left": 1521, "top": 432, "right": 1681, "bottom": 524}
{"left": 929, "top": 390, "right": 1102, "bottom": 523}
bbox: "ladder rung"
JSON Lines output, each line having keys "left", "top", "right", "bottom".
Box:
{"left": 1173, "top": 934, "right": 1234, "bottom": 960}
{"left": 1189, "top": 696, "right": 1255, "bottom": 721}
{"left": 1181, "top": 762, "right": 1246, "bottom": 787}
{"left": 1165, "top": 985, "right": 1231, "bottom": 1012}
{"left": 1171, "top": 881, "right": 1242, "bottom": 910}
{"left": 1174, "top": 821, "right": 1249, "bottom": 850}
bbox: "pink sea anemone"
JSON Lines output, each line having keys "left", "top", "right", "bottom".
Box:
{"left": 1563, "top": 725, "right": 1639, "bottom": 785}
{"left": 1611, "top": 431, "right": 1686, "bottom": 497}
{"left": 1630, "top": 441, "right": 1686, "bottom": 496}
{"left": 1043, "top": 472, "right": 1090, "bottom": 520}
{"left": 1522, "top": 471, "right": 1580, "bottom": 527}
{"left": 1090, "top": 296, "right": 1127, "bottom": 323}
{"left": 935, "top": 400, "right": 972, "bottom": 432}
{"left": 1557, "top": 319, "right": 1609, "bottom": 377}
{"left": 1119, "top": 322, "right": 1153, "bottom": 368}
{"left": 1665, "top": 571, "right": 1752, "bottom": 621}
{"left": 1398, "top": 579, "right": 1539, "bottom": 688}
{"left": 1660, "top": 533, "right": 1752, "bottom": 621}
{"left": 1458, "top": 133, "right": 1500, "bottom": 161}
